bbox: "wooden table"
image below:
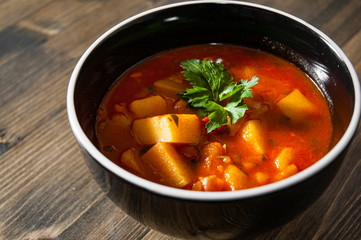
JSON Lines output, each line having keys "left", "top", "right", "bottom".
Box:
{"left": 1, "top": 0, "right": 360, "bottom": 239}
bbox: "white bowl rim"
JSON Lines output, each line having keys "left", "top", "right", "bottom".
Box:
{"left": 67, "top": 0, "right": 361, "bottom": 201}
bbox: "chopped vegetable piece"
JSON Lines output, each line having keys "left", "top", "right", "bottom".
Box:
{"left": 224, "top": 164, "right": 248, "bottom": 190}
{"left": 276, "top": 89, "right": 316, "bottom": 120}
{"left": 200, "top": 175, "right": 225, "bottom": 191}
{"left": 129, "top": 95, "right": 167, "bottom": 118}
{"left": 242, "top": 162, "right": 258, "bottom": 172}
{"left": 132, "top": 114, "right": 201, "bottom": 145}
{"left": 192, "top": 180, "right": 202, "bottom": 191}
{"left": 120, "top": 148, "right": 144, "bottom": 176}
{"left": 274, "top": 147, "right": 294, "bottom": 170}
{"left": 153, "top": 75, "right": 189, "bottom": 97}
{"left": 254, "top": 172, "right": 269, "bottom": 185}
{"left": 111, "top": 114, "right": 132, "bottom": 129}
{"left": 141, "top": 142, "right": 193, "bottom": 188}
{"left": 241, "top": 120, "right": 265, "bottom": 155}
{"left": 274, "top": 164, "right": 298, "bottom": 181}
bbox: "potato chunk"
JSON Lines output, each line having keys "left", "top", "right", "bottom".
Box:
{"left": 199, "top": 175, "right": 225, "bottom": 191}
{"left": 274, "top": 147, "right": 294, "bottom": 170}
{"left": 241, "top": 120, "right": 265, "bottom": 154}
{"left": 132, "top": 114, "right": 201, "bottom": 145}
{"left": 129, "top": 95, "right": 167, "bottom": 119}
{"left": 120, "top": 149, "right": 144, "bottom": 176}
{"left": 274, "top": 164, "right": 298, "bottom": 181}
{"left": 111, "top": 114, "right": 132, "bottom": 129}
{"left": 276, "top": 89, "right": 316, "bottom": 120}
{"left": 224, "top": 164, "right": 247, "bottom": 190}
{"left": 142, "top": 142, "right": 193, "bottom": 188}
{"left": 153, "top": 74, "right": 188, "bottom": 97}
{"left": 254, "top": 172, "right": 269, "bottom": 185}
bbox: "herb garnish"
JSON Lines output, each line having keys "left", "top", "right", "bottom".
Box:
{"left": 170, "top": 114, "right": 179, "bottom": 126}
{"left": 177, "top": 59, "right": 259, "bottom": 133}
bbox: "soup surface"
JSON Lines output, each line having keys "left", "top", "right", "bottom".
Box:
{"left": 96, "top": 44, "right": 333, "bottom": 191}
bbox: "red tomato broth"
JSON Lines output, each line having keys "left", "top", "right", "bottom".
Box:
{"left": 96, "top": 44, "right": 333, "bottom": 191}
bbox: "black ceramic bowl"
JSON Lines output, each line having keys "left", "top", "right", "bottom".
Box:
{"left": 67, "top": 1, "right": 360, "bottom": 239}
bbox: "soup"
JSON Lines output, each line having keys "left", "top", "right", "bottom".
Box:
{"left": 95, "top": 44, "right": 333, "bottom": 191}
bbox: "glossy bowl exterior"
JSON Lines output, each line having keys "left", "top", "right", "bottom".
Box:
{"left": 67, "top": 1, "right": 360, "bottom": 239}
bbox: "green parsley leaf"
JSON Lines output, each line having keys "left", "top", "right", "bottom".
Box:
{"left": 177, "top": 59, "right": 259, "bottom": 133}
{"left": 170, "top": 114, "right": 179, "bottom": 126}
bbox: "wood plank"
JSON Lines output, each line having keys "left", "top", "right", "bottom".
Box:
{"left": 343, "top": 29, "right": 361, "bottom": 70}
{"left": 312, "top": 134, "right": 361, "bottom": 239}
{"left": 56, "top": 197, "right": 150, "bottom": 240}
{"left": 0, "top": 0, "right": 52, "bottom": 32}
{"left": 0, "top": 109, "right": 104, "bottom": 239}
{"left": 315, "top": 0, "right": 361, "bottom": 46}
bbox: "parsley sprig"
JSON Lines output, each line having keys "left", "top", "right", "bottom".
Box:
{"left": 177, "top": 59, "right": 259, "bottom": 133}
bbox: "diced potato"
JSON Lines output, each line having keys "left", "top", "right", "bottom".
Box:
{"left": 111, "top": 114, "right": 132, "bottom": 129}
{"left": 129, "top": 95, "right": 167, "bottom": 119}
{"left": 276, "top": 89, "right": 316, "bottom": 120}
{"left": 224, "top": 164, "right": 248, "bottom": 190}
{"left": 199, "top": 175, "right": 225, "bottom": 191}
{"left": 141, "top": 142, "right": 193, "bottom": 188}
{"left": 241, "top": 120, "right": 265, "bottom": 154}
{"left": 153, "top": 74, "right": 188, "bottom": 97}
{"left": 254, "top": 172, "right": 269, "bottom": 185}
{"left": 274, "top": 164, "right": 298, "bottom": 181}
{"left": 120, "top": 149, "right": 144, "bottom": 176}
{"left": 132, "top": 114, "right": 201, "bottom": 145}
{"left": 192, "top": 181, "right": 203, "bottom": 191}
{"left": 274, "top": 147, "right": 294, "bottom": 170}
{"left": 242, "top": 162, "right": 258, "bottom": 171}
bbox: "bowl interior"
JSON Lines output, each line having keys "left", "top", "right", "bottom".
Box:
{"left": 73, "top": 1, "right": 355, "bottom": 193}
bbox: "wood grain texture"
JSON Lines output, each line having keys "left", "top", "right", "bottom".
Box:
{"left": 0, "top": 0, "right": 360, "bottom": 239}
